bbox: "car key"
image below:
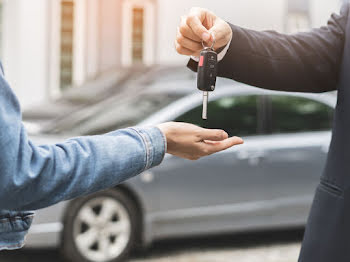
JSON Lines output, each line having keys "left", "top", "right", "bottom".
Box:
{"left": 197, "top": 35, "right": 218, "bottom": 120}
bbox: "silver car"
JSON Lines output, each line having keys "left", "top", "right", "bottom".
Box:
{"left": 24, "top": 74, "right": 336, "bottom": 262}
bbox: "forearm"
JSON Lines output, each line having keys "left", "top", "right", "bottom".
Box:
{"left": 217, "top": 22, "right": 344, "bottom": 93}
{"left": 0, "top": 73, "right": 166, "bottom": 211}
{"left": 188, "top": 4, "right": 348, "bottom": 93}
{"left": 0, "top": 126, "right": 166, "bottom": 211}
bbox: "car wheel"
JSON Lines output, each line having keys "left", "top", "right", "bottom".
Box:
{"left": 61, "top": 189, "right": 140, "bottom": 262}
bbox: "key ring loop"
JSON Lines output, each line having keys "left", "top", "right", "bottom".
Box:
{"left": 202, "top": 33, "right": 216, "bottom": 50}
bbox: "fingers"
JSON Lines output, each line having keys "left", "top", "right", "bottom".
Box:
{"left": 176, "top": 8, "right": 220, "bottom": 56}
{"left": 175, "top": 41, "right": 198, "bottom": 56}
{"left": 189, "top": 136, "right": 244, "bottom": 161}
{"left": 180, "top": 16, "right": 201, "bottom": 42}
{"left": 176, "top": 7, "right": 232, "bottom": 56}
{"left": 198, "top": 129, "right": 229, "bottom": 142}
{"left": 176, "top": 15, "right": 204, "bottom": 56}
{"left": 186, "top": 8, "right": 210, "bottom": 41}
{"left": 157, "top": 122, "right": 243, "bottom": 161}
{"left": 203, "top": 137, "right": 244, "bottom": 155}
{"left": 203, "top": 140, "right": 222, "bottom": 145}
{"left": 176, "top": 28, "right": 203, "bottom": 52}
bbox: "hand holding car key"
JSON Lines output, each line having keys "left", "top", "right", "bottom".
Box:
{"left": 197, "top": 33, "right": 218, "bottom": 120}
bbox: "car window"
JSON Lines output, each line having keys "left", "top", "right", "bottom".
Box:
{"left": 175, "top": 95, "right": 260, "bottom": 137}
{"left": 65, "top": 93, "right": 185, "bottom": 136}
{"left": 269, "top": 95, "right": 334, "bottom": 134}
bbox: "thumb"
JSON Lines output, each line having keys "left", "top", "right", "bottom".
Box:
{"left": 208, "top": 26, "right": 219, "bottom": 44}
{"left": 206, "top": 136, "right": 244, "bottom": 153}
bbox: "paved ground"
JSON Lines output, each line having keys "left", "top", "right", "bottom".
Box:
{"left": 0, "top": 229, "right": 303, "bottom": 262}
{"left": 132, "top": 244, "right": 301, "bottom": 262}
{"left": 132, "top": 243, "right": 301, "bottom": 262}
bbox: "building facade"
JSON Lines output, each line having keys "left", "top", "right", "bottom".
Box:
{"left": 0, "top": 0, "right": 342, "bottom": 108}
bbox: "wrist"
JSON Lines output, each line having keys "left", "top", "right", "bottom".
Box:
{"left": 131, "top": 126, "right": 167, "bottom": 169}
{"left": 156, "top": 123, "right": 170, "bottom": 153}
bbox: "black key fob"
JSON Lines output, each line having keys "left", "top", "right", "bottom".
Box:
{"left": 197, "top": 48, "right": 218, "bottom": 92}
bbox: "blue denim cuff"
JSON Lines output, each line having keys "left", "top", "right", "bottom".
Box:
{"left": 0, "top": 211, "right": 34, "bottom": 250}
{"left": 130, "top": 126, "right": 167, "bottom": 170}
{"left": 0, "top": 231, "right": 27, "bottom": 250}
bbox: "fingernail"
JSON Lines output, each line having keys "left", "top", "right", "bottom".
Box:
{"left": 202, "top": 32, "right": 210, "bottom": 42}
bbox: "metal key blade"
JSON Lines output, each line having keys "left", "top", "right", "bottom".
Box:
{"left": 202, "top": 91, "right": 209, "bottom": 120}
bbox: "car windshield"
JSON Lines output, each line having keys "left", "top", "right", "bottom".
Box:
{"left": 49, "top": 92, "right": 186, "bottom": 136}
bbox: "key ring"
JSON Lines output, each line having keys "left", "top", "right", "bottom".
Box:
{"left": 202, "top": 33, "right": 216, "bottom": 50}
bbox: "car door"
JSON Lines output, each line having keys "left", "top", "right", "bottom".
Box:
{"left": 259, "top": 95, "right": 334, "bottom": 224}
{"left": 152, "top": 95, "right": 273, "bottom": 232}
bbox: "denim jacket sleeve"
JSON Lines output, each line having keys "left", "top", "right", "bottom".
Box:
{"left": 0, "top": 72, "right": 166, "bottom": 211}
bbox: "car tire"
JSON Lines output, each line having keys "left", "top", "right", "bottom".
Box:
{"left": 61, "top": 188, "right": 140, "bottom": 262}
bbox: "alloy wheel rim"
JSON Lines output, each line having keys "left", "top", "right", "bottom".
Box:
{"left": 73, "top": 196, "right": 131, "bottom": 262}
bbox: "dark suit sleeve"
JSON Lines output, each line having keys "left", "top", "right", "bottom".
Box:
{"left": 188, "top": 3, "right": 349, "bottom": 93}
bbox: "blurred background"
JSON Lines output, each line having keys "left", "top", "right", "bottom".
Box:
{"left": 0, "top": 0, "right": 344, "bottom": 261}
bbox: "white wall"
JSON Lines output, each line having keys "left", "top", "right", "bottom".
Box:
{"left": 310, "top": 0, "right": 342, "bottom": 28}
{"left": 2, "top": 0, "right": 50, "bottom": 109}
{"left": 99, "top": 0, "right": 122, "bottom": 71}
{"left": 73, "top": 0, "right": 87, "bottom": 87}
{"left": 86, "top": 0, "right": 100, "bottom": 79}
{"left": 156, "top": 0, "right": 287, "bottom": 65}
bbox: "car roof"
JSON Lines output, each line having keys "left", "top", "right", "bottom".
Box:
{"left": 147, "top": 77, "right": 337, "bottom": 102}
{"left": 140, "top": 80, "right": 337, "bottom": 126}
